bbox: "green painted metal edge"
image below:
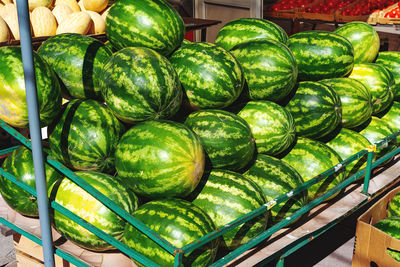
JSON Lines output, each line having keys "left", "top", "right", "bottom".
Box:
{"left": 0, "top": 118, "right": 177, "bottom": 255}
{"left": 0, "top": 216, "right": 89, "bottom": 267}
{"left": 0, "top": 168, "right": 159, "bottom": 267}
{"left": 0, "top": 146, "right": 20, "bottom": 157}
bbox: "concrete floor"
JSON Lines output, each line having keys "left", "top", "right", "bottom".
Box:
{"left": 0, "top": 229, "right": 16, "bottom": 267}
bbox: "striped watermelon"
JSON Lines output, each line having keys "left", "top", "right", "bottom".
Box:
{"left": 230, "top": 38, "right": 298, "bottom": 102}
{"left": 358, "top": 116, "right": 396, "bottom": 161}
{"left": 100, "top": 47, "right": 182, "bottom": 123}
{"left": 348, "top": 63, "right": 394, "bottom": 115}
{"left": 184, "top": 109, "right": 255, "bottom": 171}
{"left": 282, "top": 137, "right": 346, "bottom": 200}
{"left": 123, "top": 198, "right": 218, "bottom": 266}
{"left": 0, "top": 46, "right": 62, "bottom": 128}
{"left": 215, "top": 18, "right": 288, "bottom": 51}
{"left": 50, "top": 171, "right": 139, "bottom": 251}
{"left": 376, "top": 51, "right": 400, "bottom": 100}
{"left": 105, "top": 0, "right": 184, "bottom": 56}
{"left": 388, "top": 192, "right": 400, "bottom": 217}
{"left": 169, "top": 42, "right": 244, "bottom": 109}
{"left": 189, "top": 169, "right": 267, "bottom": 250}
{"left": 37, "top": 33, "right": 112, "bottom": 100}
{"left": 243, "top": 154, "right": 308, "bottom": 225}
{"left": 115, "top": 120, "right": 205, "bottom": 199}
{"left": 325, "top": 128, "right": 372, "bottom": 178}
{"left": 237, "top": 100, "right": 296, "bottom": 156}
{"left": 49, "top": 99, "right": 125, "bottom": 173}
{"left": 333, "top": 21, "right": 379, "bottom": 64}
{"left": 320, "top": 78, "right": 373, "bottom": 129}
{"left": 374, "top": 217, "right": 400, "bottom": 262}
{"left": 287, "top": 31, "right": 354, "bottom": 81}
{"left": 0, "top": 146, "right": 62, "bottom": 217}
{"left": 284, "top": 81, "right": 342, "bottom": 140}
{"left": 379, "top": 101, "right": 400, "bottom": 133}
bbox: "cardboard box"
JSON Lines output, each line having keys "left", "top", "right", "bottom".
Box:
{"left": 352, "top": 186, "right": 400, "bottom": 267}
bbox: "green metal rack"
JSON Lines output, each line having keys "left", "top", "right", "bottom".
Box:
{"left": 3, "top": 1, "right": 400, "bottom": 265}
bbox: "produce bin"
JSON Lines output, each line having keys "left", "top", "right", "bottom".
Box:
{"left": 352, "top": 186, "right": 400, "bottom": 266}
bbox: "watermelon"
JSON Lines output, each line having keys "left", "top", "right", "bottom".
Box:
{"left": 105, "top": 0, "right": 184, "bottom": 56}
{"left": 358, "top": 116, "right": 397, "bottom": 161}
{"left": 100, "top": 47, "right": 182, "bottom": 123}
{"left": 115, "top": 120, "right": 205, "bottom": 199}
{"left": 325, "top": 128, "right": 372, "bottom": 178}
{"left": 287, "top": 31, "right": 354, "bottom": 81}
{"left": 49, "top": 171, "right": 139, "bottom": 251}
{"left": 230, "top": 38, "right": 298, "bottom": 102}
{"left": 215, "top": 18, "right": 288, "bottom": 51}
{"left": 237, "top": 100, "right": 296, "bottom": 156}
{"left": 49, "top": 99, "right": 125, "bottom": 173}
{"left": 379, "top": 101, "right": 400, "bottom": 133}
{"left": 37, "top": 33, "right": 113, "bottom": 100}
{"left": 0, "top": 146, "right": 62, "bottom": 217}
{"left": 348, "top": 63, "right": 394, "bottom": 115}
{"left": 282, "top": 137, "right": 346, "bottom": 200}
{"left": 123, "top": 198, "right": 218, "bottom": 266}
{"left": 388, "top": 192, "right": 400, "bottom": 218}
{"left": 0, "top": 46, "right": 62, "bottom": 128}
{"left": 376, "top": 51, "right": 400, "bottom": 100}
{"left": 333, "top": 21, "right": 379, "bottom": 64}
{"left": 374, "top": 217, "right": 400, "bottom": 262}
{"left": 189, "top": 169, "right": 267, "bottom": 250}
{"left": 184, "top": 109, "right": 255, "bottom": 171}
{"left": 169, "top": 42, "right": 244, "bottom": 109}
{"left": 284, "top": 81, "right": 342, "bottom": 140}
{"left": 320, "top": 78, "right": 373, "bottom": 129}
{"left": 243, "top": 154, "right": 308, "bottom": 226}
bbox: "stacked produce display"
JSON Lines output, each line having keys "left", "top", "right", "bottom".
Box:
{"left": 2, "top": 0, "right": 400, "bottom": 265}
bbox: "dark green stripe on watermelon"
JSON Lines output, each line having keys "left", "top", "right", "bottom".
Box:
{"left": 101, "top": 47, "right": 182, "bottom": 123}
{"left": 184, "top": 109, "right": 255, "bottom": 171}
{"left": 349, "top": 63, "right": 394, "bottom": 115}
{"left": 287, "top": 30, "right": 354, "bottom": 81}
{"left": 376, "top": 51, "right": 400, "bottom": 100}
{"left": 282, "top": 137, "right": 345, "bottom": 200}
{"left": 115, "top": 120, "right": 205, "bottom": 199}
{"left": 215, "top": 18, "right": 288, "bottom": 50}
{"left": 189, "top": 169, "right": 267, "bottom": 250}
{"left": 169, "top": 42, "right": 244, "bottom": 109}
{"left": 284, "top": 81, "right": 342, "bottom": 140}
{"left": 50, "top": 171, "right": 139, "bottom": 251}
{"left": 238, "top": 100, "right": 296, "bottom": 156}
{"left": 0, "top": 146, "right": 62, "bottom": 217}
{"left": 123, "top": 198, "right": 218, "bottom": 267}
{"left": 105, "top": 0, "right": 185, "bottom": 56}
{"left": 243, "top": 154, "right": 308, "bottom": 226}
{"left": 49, "top": 99, "right": 125, "bottom": 173}
{"left": 0, "top": 46, "right": 62, "bottom": 128}
{"left": 38, "top": 33, "right": 113, "bottom": 100}
{"left": 320, "top": 78, "right": 373, "bottom": 129}
{"left": 230, "top": 38, "right": 298, "bottom": 102}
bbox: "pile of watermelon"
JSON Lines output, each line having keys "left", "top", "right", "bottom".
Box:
{"left": 1, "top": 0, "right": 400, "bottom": 265}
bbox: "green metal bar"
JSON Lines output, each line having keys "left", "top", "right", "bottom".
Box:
{"left": 363, "top": 150, "right": 375, "bottom": 195}
{"left": 373, "top": 145, "right": 400, "bottom": 167}
{"left": 0, "top": 217, "right": 89, "bottom": 267}
{"left": 276, "top": 258, "right": 284, "bottom": 267}
{"left": 0, "top": 146, "right": 20, "bottom": 157}
{"left": 209, "top": 160, "right": 370, "bottom": 267}
{"left": 181, "top": 150, "right": 365, "bottom": 254}
{"left": 173, "top": 251, "right": 183, "bottom": 267}
{"left": 0, "top": 168, "right": 159, "bottom": 267}
{"left": 0, "top": 118, "right": 177, "bottom": 255}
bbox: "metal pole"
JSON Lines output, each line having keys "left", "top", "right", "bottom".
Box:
{"left": 363, "top": 146, "right": 375, "bottom": 195}
{"left": 15, "top": 0, "right": 55, "bottom": 266}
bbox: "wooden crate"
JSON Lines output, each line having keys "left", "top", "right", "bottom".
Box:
{"left": 13, "top": 234, "right": 75, "bottom": 267}
{"left": 334, "top": 0, "right": 373, "bottom": 23}
{"left": 377, "top": 3, "right": 400, "bottom": 25}
{"left": 296, "top": 0, "right": 336, "bottom": 22}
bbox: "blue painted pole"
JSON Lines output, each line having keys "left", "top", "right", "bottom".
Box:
{"left": 15, "top": 0, "right": 55, "bottom": 266}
